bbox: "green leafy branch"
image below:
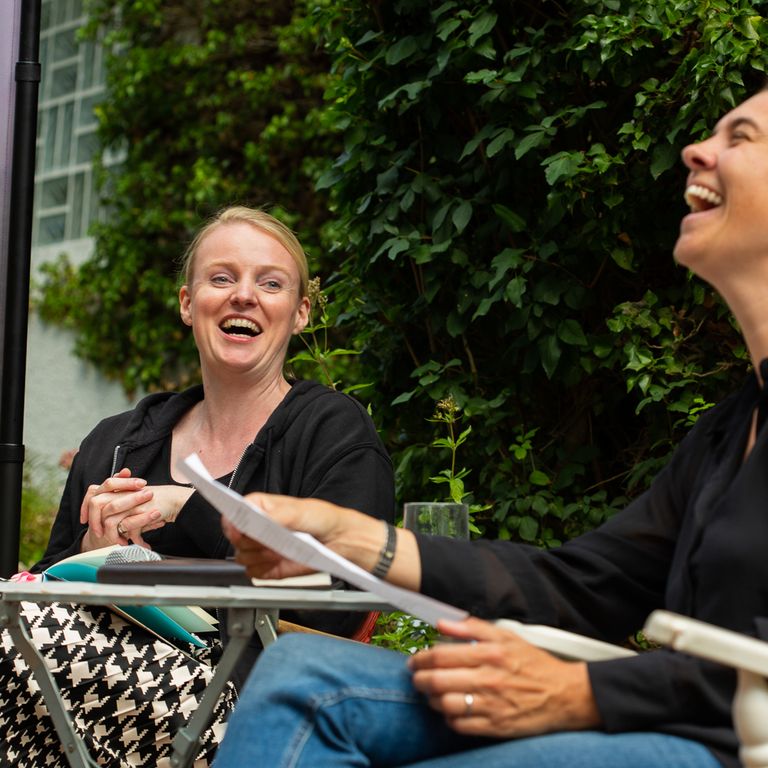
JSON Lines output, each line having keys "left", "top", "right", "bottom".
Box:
{"left": 288, "top": 277, "right": 370, "bottom": 395}
{"left": 428, "top": 395, "right": 472, "bottom": 503}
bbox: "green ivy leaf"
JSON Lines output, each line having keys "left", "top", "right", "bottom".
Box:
{"left": 452, "top": 200, "right": 473, "bottom": 233}
{"left": 385, "top": 36, "right": 419, "bottom": 65}
{"left": 486, "top": 128, "right": 516, "bottom": 157}
{"left": 514, "top": 130, "right": 547, "bottom": 160}
{"left": 538, "top": 334, "right": 561, "bottom": 378}
{"left": 469, "top": 12, "right": 498, "bottom": 46}
{"left": 543, "top": 151, "right": 584, "bottom": 186}
{"left": 650, "top": 142, "right": 678, "bottom": 179}
{"left": 519, "top": 515, "right": 539, "bottom": 541}
{"left": 493, "top": 205, "right": 526, "bottom": 233}
{"left": 558, "top": 319, "right": 587, "bottom": 346}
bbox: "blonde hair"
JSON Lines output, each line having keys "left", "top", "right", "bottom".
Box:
{"left": 181, "top": 206, "right": 309, "bottom": 297}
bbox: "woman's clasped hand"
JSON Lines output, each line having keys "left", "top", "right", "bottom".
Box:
{"left": 79, "top": 467, "right": 192, "bottom": 549}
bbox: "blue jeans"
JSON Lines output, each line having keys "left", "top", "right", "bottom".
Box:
{"left": 213, "top": 634, "right": 722, "bottom": 768}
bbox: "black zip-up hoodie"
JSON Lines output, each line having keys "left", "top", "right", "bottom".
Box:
{"left": 36, "top": 379, "right": 393, "bottom": 569}
{"left": 34, "top": 380, "right": 394, "bottom": 681}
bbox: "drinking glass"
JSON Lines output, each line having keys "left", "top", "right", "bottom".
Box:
{"left": 403, "top": 502, "right": 469, "bottom": 540}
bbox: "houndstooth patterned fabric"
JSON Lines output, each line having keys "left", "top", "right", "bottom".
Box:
{"left": 0, "top": 601, "right": 236, "bottom": 767}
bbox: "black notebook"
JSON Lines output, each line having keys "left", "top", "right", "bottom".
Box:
{"left": 97, "top": 557, "right": 332, "bottom": 588}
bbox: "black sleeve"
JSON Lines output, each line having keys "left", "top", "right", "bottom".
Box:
{"left": 292, "top": 392, "right": 395, "bottom": 524}
{"left": 587, "top": 649, "right": 735, "bottom": 748}
{"left": 417, "top": 436, "right": 691, "bottom": 640}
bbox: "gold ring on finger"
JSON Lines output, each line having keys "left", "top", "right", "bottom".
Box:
{"left": 463, "top": 692, "right": 474, "bottom": 717}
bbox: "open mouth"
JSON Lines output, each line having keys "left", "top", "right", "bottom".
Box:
{"left": 220, "top": 318, "right": 261, "bottom": 338}
{"left": 684, "top": 184, "right": 724, "bottom": 213}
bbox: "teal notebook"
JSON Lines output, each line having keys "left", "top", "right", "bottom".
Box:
{"left": 44, "top": 547, "right": 216, "bottom": 648}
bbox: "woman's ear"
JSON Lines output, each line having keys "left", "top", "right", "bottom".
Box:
{"left": 179, "top": 285, "right": 193, "bottom": 326}
{"left": 292, "top": 295, "right": 310, "bottom": 335}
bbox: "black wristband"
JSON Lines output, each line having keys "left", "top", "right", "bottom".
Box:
{"left": 371, "top": 522, "right": 397, "bottom": 580}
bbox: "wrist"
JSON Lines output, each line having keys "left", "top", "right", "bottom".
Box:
{"left": 336, "top": 517, "right": 421, "bottom": 591}
{"left": 80, "top": 528, "right": 93, "bottom": 553}
{"left": 371, "top": 522, "right": 396, "bottom": 579}
{"left": 163, "top": 486, "right": 195, "bottom": 523}
{"left": 335, "top": 514, "right": 387, "bottom": 572}
{"left": 560, "top": 662, "right": 601, "bottom": 730}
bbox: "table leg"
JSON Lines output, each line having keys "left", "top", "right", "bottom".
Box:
{"left": 255, "top": 607, "right": 279, "bottom": 646}
{"left": 0, "top": 600, "right": 99, "bottom": 768}
{"left": 170, "top": 606, "right": 256, "bottom": 768}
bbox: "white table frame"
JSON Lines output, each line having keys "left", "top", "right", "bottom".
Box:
{"left": 0, "top": 581, "right": 391, "bottom": 768}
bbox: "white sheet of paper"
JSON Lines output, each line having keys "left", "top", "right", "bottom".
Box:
{"left": 181, "top": 453, "right": 467, "bottom": 626}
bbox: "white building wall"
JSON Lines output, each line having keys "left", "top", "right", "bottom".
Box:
{"left": 25, "top": 242, "right": 137, "bottom": 474}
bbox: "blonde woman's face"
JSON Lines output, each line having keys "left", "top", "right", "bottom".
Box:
{"left": 179, "top": 222, "right": 309, "bottom": 382}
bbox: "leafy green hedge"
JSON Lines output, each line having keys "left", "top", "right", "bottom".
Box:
{"left": 312, "top": 0, "right": 766, "bottom": 543}
{"left": 37, "top": 0, "right": 768, "bottom": 545}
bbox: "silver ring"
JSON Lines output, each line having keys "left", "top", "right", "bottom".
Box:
{"left": 463, "top": 692, "right": 474, "bottom": 717}
{"left": 116, "top": 521, "right": 127, "bottom": 538}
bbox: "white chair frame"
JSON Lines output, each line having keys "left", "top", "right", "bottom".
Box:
{"left": 644, "top": 610, "right": 768, "bottom": 768}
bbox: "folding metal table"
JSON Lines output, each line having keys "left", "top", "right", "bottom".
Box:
{"left": 0, "top": 581, "right": 391, "bottom": 768}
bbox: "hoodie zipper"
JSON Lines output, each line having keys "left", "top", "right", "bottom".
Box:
{"left": 228, "top": 442, "right": 252, "bottom": 489}
{"left": 110, "top": 445, "right": 121, "bottom": 476}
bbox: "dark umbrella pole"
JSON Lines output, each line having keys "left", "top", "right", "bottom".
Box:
{"left": 0, "top": 0, "right": 40, "bottom": 577}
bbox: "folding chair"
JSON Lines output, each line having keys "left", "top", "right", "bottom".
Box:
{"left": 644, "top": 610, "right": 768, "bottom": 768}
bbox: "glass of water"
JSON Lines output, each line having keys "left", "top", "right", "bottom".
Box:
{"left": 403, "top": 502, "right": 469, "bottom": 540}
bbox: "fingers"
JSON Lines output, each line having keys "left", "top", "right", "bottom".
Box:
{"left": 437, "top": 616, "right": 514, "bottom": 643}
{"left": 221, "top": 517, "right": 240, "bottom": 542}
{"left": 85, "top": 484, "right": 153, "bottom": 536}
{"left": 80, "top": 467, "right": 132, "bottom": 525}
{"left": 114, "top": 511, "right": 165, "bottom": 545}
{"left": 81, "top": 508, "right": 161, "bottom": 552}
{"left": 243, "top": 492, "right": 360, "bottom": 541}
{"left": 221, "top": 515, "right": 314, "bottom": 580}
{"left": 409, "top": 620, "right": 517, "bottom": 674}
{"left": 439, "top": 691, "right": 481, "bottom": 722}
{"left": 420, "top": 690, "right": 490, "bottom": 737}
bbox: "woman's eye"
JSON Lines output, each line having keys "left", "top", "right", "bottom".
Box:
{"left": 211, "top": 274, "right": 234, "bottom": 285}
{"left": 259, "top": 279, "right": 283, "bottom": 293}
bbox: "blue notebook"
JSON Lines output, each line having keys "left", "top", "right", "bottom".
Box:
{"left": 44, "top": 547, "right": 214, "bottom": 648}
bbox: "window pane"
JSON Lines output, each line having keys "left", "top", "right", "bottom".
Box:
{"left": 79, "top": 93, "right": 100, "bottom": 127}
{"left": 41, "top": 1, "right": 51, "bottom": 29}
{"left": 72, "top": 172, "right": 84, "bottom": 238}
{"left": 51, "top": 64, "right": 77, "bottom": 98}
{"left": 60, "top": 102, "right": 74, "bottom": 166}
{"left": 81, "top": 41, "right": 95, "bottom": 89}
{"left": 53, "top": 28, "right": 77, "bottom": 62}
{"left": 38, "top": 214, "right": 66, "bottom": 245}
{"left": 52, "top": 0, "right": 66, "bottom": 26}
{"left": 43, "top": 107, "right": 57, "bottom": 171}
{"left": 41, "top": 177, "right": 68, "bottom": 208}
{"left": 76, "top": 131, "right": 99, "bottom": 164}
{"left": 39, "top": 37, "right": 49, "bottom": 71}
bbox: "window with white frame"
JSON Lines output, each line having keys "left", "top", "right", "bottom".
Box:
{"left": 34, "top": 0, "right": 105, "bottom": 247}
